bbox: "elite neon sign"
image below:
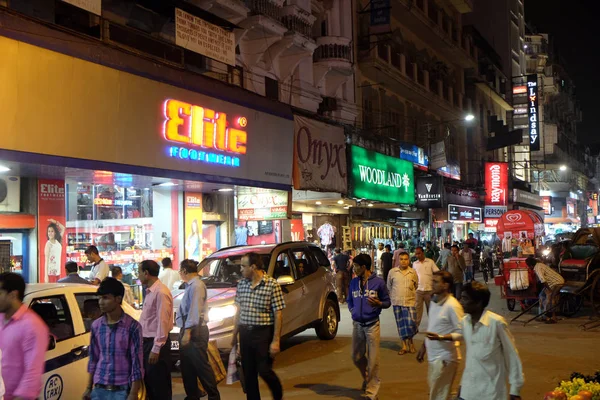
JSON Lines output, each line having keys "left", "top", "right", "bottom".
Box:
{"left": 163, "top": 99, "right": 247, "bottom": 167}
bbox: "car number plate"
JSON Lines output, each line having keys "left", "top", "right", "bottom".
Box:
{"left": 171, "top": 341, "right": 179, "bottom": 350}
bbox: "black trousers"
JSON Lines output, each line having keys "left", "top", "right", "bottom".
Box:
{"left": 143, "top": 337, "right": 173, "bottom": 400}
{"left": 239, "top": 325, "right": 283, "bottom": 400}
{"left": 179, "top": 325, "right": 221, "bottom": 400}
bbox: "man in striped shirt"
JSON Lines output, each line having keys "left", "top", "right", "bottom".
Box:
{"left": 526, "top": 256, "right": 565, "bottom": 324}
{"left": 387, "top": 252, "right": 419, "bottom": 355}
{"left": 84, "top": 277, "right": 144, "bottom": 400}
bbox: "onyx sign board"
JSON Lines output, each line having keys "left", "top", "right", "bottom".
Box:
{"left": 416, "top": 176, "right": 443, "bottom": 209}
{"left": 527, "top": 74, "right": 540, "bottom": 151}
{"left": 449, "top": 205, "right": 482, "bottom": 223}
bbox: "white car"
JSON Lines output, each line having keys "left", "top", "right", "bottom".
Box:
{"left": 23, "top": 283, "right": 144, "bottom": 400}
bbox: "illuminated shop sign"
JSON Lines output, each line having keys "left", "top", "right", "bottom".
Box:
{"left": 484, "top": 162, "right": 508, "bottom": 206}
{"left": 513, "top": 106, "right": 528, "bottom": 115}
{"left": 527, "top": 74, "right": 540, "bottom": 151}
{"left": 448, "top": 204, "right": 482, "bottom": 223}
{"left": 163, "top": 99, "right": 247, "bottom": 167}
{"left": 94, "top": 198, "right": 133, "bottom": 206}
{"left": 513, "top": 85, "right": 527, "bottom": 95}
{"left": 399, "top": 143, "right": 429, "bottom": 171}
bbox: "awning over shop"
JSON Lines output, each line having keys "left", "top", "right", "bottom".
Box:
{"left": 496, "top": 210, "right": 545, "bottom": 239}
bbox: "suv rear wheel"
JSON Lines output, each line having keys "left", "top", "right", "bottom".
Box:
{"left": 316, "top": 298, "right": 339, "bottom": 340}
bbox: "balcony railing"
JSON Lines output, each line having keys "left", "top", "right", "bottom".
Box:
{"left": 246, "top": 0, "right": 282, "bottom": 20}
{"left": 281, "top": 15, "right": 312, "bottom": 37}
{"left": 314, "top": 37, "right": 352, "bottom": 62}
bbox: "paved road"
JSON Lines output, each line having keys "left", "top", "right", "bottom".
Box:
{"left": 172, "top": 280, "right": 600, "bottom": 399}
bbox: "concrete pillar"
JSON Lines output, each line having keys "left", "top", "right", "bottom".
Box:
{"left": 400, "top": 53, "right": 406, "bottom": 76}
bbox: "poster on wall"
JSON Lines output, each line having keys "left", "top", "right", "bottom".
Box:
{"left": 38, "top": 180, "right": 66, "bottom": 283}
{"left": 293, "top": 115, "right": 347, "bottom": 193}
{"left": 237, "top": 188, "right": 289, "bottom": 221}
{"left": 184, "top": 193, "right": 203, "bottom": 261}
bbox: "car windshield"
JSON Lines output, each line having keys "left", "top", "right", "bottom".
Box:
{"left": 198, "top": 253, "right": 272, "bottom": 288}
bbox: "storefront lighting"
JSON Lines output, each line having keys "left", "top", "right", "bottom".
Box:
{"left": 337, "top": 200, "right": 344, "bottom": 204}
{"left": 560, "top": 165, "right": 567, "bottom": 171}
{"left": 144, "top": 188, "right": 150, "bottom": 191}
{"left": 343, "top": 206, "right": 350, "bottom": 210}
{"left": 77, "top": 182, "right": 82, "bottom": 185}
{"left": 158, "top": 182, "right": 176, "bottom": 187}
{"left": 0, "top": 165, "right": 10, "bottom": 173}
{"left": 218, "top": 188, "right": 234, "bottom": 192}
{"left": 315, "top": 201, "right": 322, "bottom": 205}
{"left": 368, "top": 203, "right": 374, "bottom": 207}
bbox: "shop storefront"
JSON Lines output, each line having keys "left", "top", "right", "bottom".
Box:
{"left": 347, "top": 145, "right": 418, "bottom": 255}
{"left": 432, "top": 186, "right": 482, "bottom": 243}
{"left": 0, "top": 35, "right": 293, "bottom": 282}
{"left": 541, "top": 191, "right": 581, "bottom": 236}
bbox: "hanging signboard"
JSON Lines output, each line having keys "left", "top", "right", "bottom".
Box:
{"left": 484, "top": 162, "right": 509, "bottom": 206}
{"left": 348, "top": 145, "right": 415, "bottom": 204}
{"left": 237, "top": 188, "right": 289, "bottom": 221}
{"left": 527, "top": 74, "right": 540, "bottom": 151}
{"left": 370, "top": 0, "right": 391, "bottom": 34}
{"left": 448, "top": 205, "right": 482, "bottom": 223}
{"left": 399, "top": 143, "right": 429, "bottom": 171}
{"left": 416, "top": 176, "right": 442, "bottom": 209}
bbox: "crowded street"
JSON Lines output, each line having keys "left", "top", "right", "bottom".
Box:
{"left": 168, "top": 281, "right": 600, "bottom": 399}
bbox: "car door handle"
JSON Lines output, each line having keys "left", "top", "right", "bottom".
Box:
{"left": 71, "top": 345, "right": 88, "bottom": 356}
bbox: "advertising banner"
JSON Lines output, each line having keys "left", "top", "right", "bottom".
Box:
{"left": 399, "top": 143, "right": 428, "bottom": 171}
{"left": 238, "top": 188, "right": 289, "bottom": 221}
{"left": 416, "top": 176, "right": 442, "bottom": 209}
{"left": 484, "top": 218, "right": 499, "bottom": 232}
{"left": 429, "top": 141, "right": 447, "bottom": 170}
{"left": 445, "top": 186, "right": 481, "bottom": 207}
{"left": 542, "top": 196, "right": 552, "bottom": 215}
{"left": 38, "top": 180, "right": 66, "bottom": 283}
{"left": 484, "top": 162, "right": 508, "bottom": 206}
{"left": 370, "top": 0, "right": 391, "bottom": 34}
{"left": 448, "top": 205, "right": 482, "bottom": 223}
{"left": 513, "top": 189, "right": 542, "bottom": 208}
{"left": 290, "top": 219, "right": 305, "bottom": 241}
{"left": 484, "top": 206, "right": 507, "bottom": 219}
{"left": 293, "top": 115, "right": 347, "bottom": 193}
{"left": 184, "top": 193, "right": 203, "bottom": 261}
{"left": 349, "top": 145, "right": 415, "bottom": 205}
{"left": 175, "top": 8, "right": 236, "bottom": 66}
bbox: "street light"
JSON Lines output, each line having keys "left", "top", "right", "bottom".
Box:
{"left": 559, "top": 165, "right": 568, "bottom": 171}
{"left": 464, "top": 114, "right": 475, "bottom": 122}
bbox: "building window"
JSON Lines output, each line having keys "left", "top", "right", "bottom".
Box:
{"left": 265, "top": 77, "right": 279, "bottom": 100}
{"left": 363, "top": 99, "right": 374, "bottom": 129}
{"left": 321, "top": 19, "right": 328, "bottom": 36}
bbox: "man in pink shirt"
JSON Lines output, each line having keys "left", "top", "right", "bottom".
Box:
{"left": 0, "top": 273, "right": 49, "bottom": 400}
{"left": 138, "top": 260, "right": 174, "bottom": 400}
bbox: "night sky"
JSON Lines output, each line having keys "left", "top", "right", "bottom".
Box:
{"left": 525, "top": 0, "right": 600, "bottom": 149}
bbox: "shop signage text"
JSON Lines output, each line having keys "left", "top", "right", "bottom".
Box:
{"left": 399, "top": 143, "right": 428, "bottom": 171}
{"left": 94, "top": 198, "right": 133, "bottom": 207}
{"left": 542, "top": 196, "right": 552, "bottom": 215}
{"left": 448, "top": 204, "right": 482, "bottom": 223}
{"left": 513, "top": 188, "right": 542, "bottom": 208}
{"left": 349, "top": 146, "right": 415, "bottom": 204}
{"left": 163, "top": 99, "right": 247, "bottom": 167}
{"left": 445, "top": 186, "right": 480, "bottom": 207}
{"left": 293, "top": 115, "right": 347, "bottom": 193}
{"left": 527, "top": 74, "right": 540, "bottom": 151}
{"left": 484, "top": 219, "right": 499, "bottom": 228}
{"left": 484, "top": 206, "right": 507, "bottom": 218}
{"left": 237, "top": 189, "right": 289, "bottom": 221}
{"left": 513, "top": 85, "right": 527, "bottom": 95}
{"left": 416, "top": 176, "right": 442, "bottom": 209}
{"left": 484, "top": 162, "right": 508, "bottom": 206}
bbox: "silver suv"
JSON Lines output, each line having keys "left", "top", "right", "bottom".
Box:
{"left": 170, "top": 242, "right": 340, "bottom": 354}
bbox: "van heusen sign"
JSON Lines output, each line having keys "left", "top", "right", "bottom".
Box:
{"left": 0, "top": 35, "right": 293, "bottom": 187}
{"left": 349, "top": 146, "right": 415, "bottom": 204}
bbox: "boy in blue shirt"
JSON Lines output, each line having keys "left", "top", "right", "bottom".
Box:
{"left": 347, "top": 254, "right": 391, "bottom": 400}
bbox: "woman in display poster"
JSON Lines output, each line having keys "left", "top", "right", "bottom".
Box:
{"left": 186, "top": 219, "right": 201, "bottom": 260}
{"left": 45, "top": 219, "right": 65, "bottom": 282}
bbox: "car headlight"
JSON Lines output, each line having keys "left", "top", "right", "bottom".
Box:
{"left": 543, "top": 249, "right": 551, "bottom": 256}
{"left": 208, "top": 304, "right": 237, "bottom": 322}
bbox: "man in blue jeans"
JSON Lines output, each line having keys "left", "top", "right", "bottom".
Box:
{"left": 348, "top": 254, "right": 391, "bottom": 400}
{"left": 84, "top": 277, "right": 144, "bottom": 400}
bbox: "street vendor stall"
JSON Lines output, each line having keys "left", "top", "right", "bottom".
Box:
{"left": 495, "top": 210, "right": 545, "bottom": 313}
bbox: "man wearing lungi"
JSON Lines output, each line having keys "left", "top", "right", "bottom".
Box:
{"left": 387, "top": 252, "right": 419, "bottom": 355}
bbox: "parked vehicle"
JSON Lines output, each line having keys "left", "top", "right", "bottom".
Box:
{"left": 169, "top": 242, "right": 340, "bottom": 356}
{"left": 24, "top": 283, "right": 145, "bottom": 400}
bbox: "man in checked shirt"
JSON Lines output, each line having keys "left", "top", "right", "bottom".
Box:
{"left": 231, "top": 252, "right": 286, "bottom": 400}
{"left": 83, "top": 277, "right": 144, "bottom": 400}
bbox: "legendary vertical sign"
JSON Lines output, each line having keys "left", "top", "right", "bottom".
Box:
{"left": 293, "top": 115, "right": 347, "bottom": 193}
{"left": 527, "top": 74, "right": 540, "bottom": 151}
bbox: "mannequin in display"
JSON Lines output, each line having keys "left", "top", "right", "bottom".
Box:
{"left": 317, "top": 222, "right": 336, "bottom": 248}
{"left": 235, "top": 224, "right": 249, "bottom": 246}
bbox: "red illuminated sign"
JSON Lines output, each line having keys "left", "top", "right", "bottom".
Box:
{"left": 513, "top": 86, "right": 527, "bottom": 94}
{"left": 163, "top": 99, "right": 247, "bottom": 154}
{"left": 485, "top": 219, "right": 499, "bottom": 228}
{"left": 484, "top": 162, "right": 508, "bottom": 206}
{"left": 542, "top": 196, "right": 552, "bottom": 215}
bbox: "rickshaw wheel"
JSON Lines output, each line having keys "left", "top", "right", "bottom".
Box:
{"left": 507, "top": 299, "right": 516, "bottom": 311}
{"left": 591, "top": 273, "right": 600, "bottom": 316}
{"left": 559, "top": 292, "right": 583, "bottom": 317}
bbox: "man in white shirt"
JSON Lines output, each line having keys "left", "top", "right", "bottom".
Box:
{"left": 159, "top": 257, "right": 180, "bottom": 291}
{"left": 459, "top": 243, "right": 474, "bottom": 282}
{"left": 526, "top": 256, "right": 565, "bottom": 324}
{"left": 85, "top": 245, "right": 109, "bottom": 285}
{"left": 375, "top": 243, "right": 385, "bottom": 276}
{"left": 428, "top": 282, "right": 524, "bottom": 400}
{"left": 387, "top": 252, "right": 419, "bottom": 355}
{"left": 417, "top": 270, "right": 463, "bottom": 400}
{"left": 413, "top": 247, "right": 440, "bottom": 328}
{"left": 392, "top": 243, "right": 408, "bottom": 269}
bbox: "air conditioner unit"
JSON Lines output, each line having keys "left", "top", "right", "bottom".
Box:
{"left": 0, "top": 177, "right": 20, "bottom": 212}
